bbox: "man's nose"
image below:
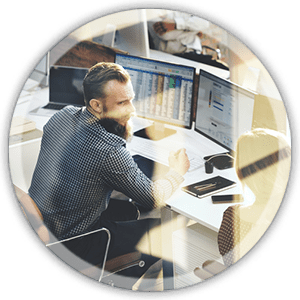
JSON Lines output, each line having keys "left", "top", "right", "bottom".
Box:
{"left": 129, "top": 102, "right": 136, "bottom": 114}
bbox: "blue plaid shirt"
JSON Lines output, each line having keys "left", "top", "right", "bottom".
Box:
{"left": 29, "top": 106, "right": 184, "bottom": 239}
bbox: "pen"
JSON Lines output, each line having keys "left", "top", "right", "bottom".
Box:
{"left": 183, "top": 181, "right": 222, "bottom": 198}
{"left": 194, "top": 181, "right": 218, "bottom": 192}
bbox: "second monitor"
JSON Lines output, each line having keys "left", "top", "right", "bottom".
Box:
{"left": 115, "top": 53, "right": 195, "bottom": 140}
{"left": 195, "top": 70, "right": 256, "bottom": 169}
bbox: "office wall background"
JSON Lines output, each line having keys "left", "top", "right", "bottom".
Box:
{"left": 0, "top": 0, "right": 300, "bottom": 300}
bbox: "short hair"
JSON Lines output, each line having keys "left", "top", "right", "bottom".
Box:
{"left": 235, "top": 128, "right": 291, "bottom": 199}
{"left": 83, "top": 62, "right": 131, "bottom": 107}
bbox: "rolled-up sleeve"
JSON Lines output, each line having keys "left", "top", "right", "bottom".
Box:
{"left": 174, "top": 15, "right": 209, "bottom": 31}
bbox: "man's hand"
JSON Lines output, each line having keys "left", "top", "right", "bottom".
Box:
{"left": 153, "top": 18, "right": 176, "bottom": 35}
{"left": 168, "top": 148, "right": 190, "bottom": 176}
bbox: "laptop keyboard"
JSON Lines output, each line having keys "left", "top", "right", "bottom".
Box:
{"left": 42, "top": 103, "right": 67, "bottom": 110}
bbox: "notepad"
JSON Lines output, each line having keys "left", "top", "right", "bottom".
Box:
{"left": 182, "top": 176, "right": 236, "bottom": 199}
{"left": 10, "top": 116, "right": 36, "bottom": 136}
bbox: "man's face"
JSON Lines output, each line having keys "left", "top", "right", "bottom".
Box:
{"left": 102, "top": 79, "right": 136, "bottom": 127}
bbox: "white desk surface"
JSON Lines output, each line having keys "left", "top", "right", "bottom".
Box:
{"left": 13, "top": 82, "right": 248, "bottom": 233}
{"left": 13, "top": 86, "right": 50, "bottom": 131}
{"left": 128, "top": 118, "right": 251, "bottom": 232}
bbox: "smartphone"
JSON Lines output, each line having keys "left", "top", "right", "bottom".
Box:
{"left": 212, "top": 194, "right": 244, "bottom": 204}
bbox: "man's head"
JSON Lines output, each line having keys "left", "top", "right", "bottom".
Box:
{"left": 83, "top": 62, "right": 131, "bottom": 107}
{"left": 83, "top": 62, "right": 136, "bottom": 140}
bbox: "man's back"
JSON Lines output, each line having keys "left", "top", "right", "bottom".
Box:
{"left": 28, "top": 106, "right": 125, "bottom": 239}
{"left": 29, "top": 104, "right": 185, "bottom": 241}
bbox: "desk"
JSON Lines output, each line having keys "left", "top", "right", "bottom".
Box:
{"left": 128, "top": 118, "right": 249, "bottom": 228}
{"left": 13, "top": 87, "right": 50, "bottom": 131}
{"left": 128, "top": 119, "right": 247, "bottom": 290}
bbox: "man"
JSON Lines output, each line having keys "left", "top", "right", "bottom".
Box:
{"left": 148, "top": 11, "right": 229, "bottom": 71}
{"left": 28, "top": 62, "right": 190, "bottom": 286}
{"left": 148, "top": 11, "right": 209, "bottom": 54}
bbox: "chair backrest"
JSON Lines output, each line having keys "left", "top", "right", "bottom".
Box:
{"left": 9, "top": 138, "right": 42, "bottom": 193}
{"left": 13, "top": 186, "right": 146, "bottom": 285}
{"left": 14, "top": 185, "right": 50, "bottom": 244}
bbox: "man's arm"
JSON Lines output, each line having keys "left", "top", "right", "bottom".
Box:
{"left": 102, "top": 147, "right": 189, "bottom": 209}
{"left": 153, "top": 14, "right": 209, "bottom": 36}
{"left": 173, "top": 15, "right": 209, "bottom": 32}
{"left": 153, "top": 18, "right": 176, "bottom": 35}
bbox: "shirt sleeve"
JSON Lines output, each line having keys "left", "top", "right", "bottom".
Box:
{"left": 102, "top": 146, "right": 184, "bottom": 209}
{"left": 174, "top": 15, "right": 209, "bottom": 32}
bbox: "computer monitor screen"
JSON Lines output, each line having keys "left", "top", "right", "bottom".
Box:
{"left": 195, "top": 70, "right": 256, "bottom": 153}
{"left": 115, "top": 53, "right": 195, "bottom": 140}
{"left": 49, "top": 66, "right": 88, "bottom": 106}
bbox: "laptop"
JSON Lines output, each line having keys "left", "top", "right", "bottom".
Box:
{"left": 30, "top": 66, "right": 88, "bottom": 117}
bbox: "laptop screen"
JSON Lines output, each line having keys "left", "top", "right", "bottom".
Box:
{"left": 49, "top": 66, "right": 89, "bottom": 106}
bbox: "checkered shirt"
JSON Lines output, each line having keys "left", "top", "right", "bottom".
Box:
{"left": 218, "top": 205, "right": 253, "bottom": 266}
{"left": 28, "top": 106, "right": 184, "bottom": 240}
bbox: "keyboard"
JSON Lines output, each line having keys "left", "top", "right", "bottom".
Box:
{"left": 43, "top": 103, "right": 83, "bottom": 110}
{"left": 131, "top": 139, "right": 204, "bottom": 172}
{"left": 42, "top": 103, "right": 66, "bottom": 110}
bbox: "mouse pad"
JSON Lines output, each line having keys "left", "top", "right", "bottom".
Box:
{"left": 203, "top": 152, "right": 234, "bottom": 170}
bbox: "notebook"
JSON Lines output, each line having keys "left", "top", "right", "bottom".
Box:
{"left": 30, "top": 66, "right": 88, "bottom": 117}
{"left": 182, "top": 176, "right": 236, "bottom": 199}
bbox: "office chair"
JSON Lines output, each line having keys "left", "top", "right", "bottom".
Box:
{"left": 202, "top": 45, "right": 222, "bottom": 60}
{"left": 13, "top": 185, "right": 145, "bottom": 285}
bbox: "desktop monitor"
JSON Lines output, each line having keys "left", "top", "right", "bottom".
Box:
{"left": 115, "top": 53, "right": 196, "bottom": 140}
{"left": 195, "top": 70, "right": 256, "bottom": 166}
{"left": 113, "top": 17, "right": 150, "bottom": 58}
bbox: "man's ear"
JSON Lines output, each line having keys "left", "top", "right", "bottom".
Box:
{"left": 89, "top": 99, "right": 103, "bottom": 114}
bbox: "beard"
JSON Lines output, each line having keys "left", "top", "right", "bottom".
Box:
{"left": 98, "top": 117, "right": 134, "bottom": 141}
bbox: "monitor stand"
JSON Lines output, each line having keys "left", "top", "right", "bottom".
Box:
{"left": 134, "top": 122, "right": 177, "bottom": 141}
{"left": 203, "top": 152, "right": 234, "bottom": 170}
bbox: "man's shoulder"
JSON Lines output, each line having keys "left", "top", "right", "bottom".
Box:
{"left": 58, "top": 105, "right": 82, "bottom": 117}
{"left": 47, "top": 105, "right": 81, "bottom": 122}
{"left": 46, "top": 106, "right": 126, "bottom": 148}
